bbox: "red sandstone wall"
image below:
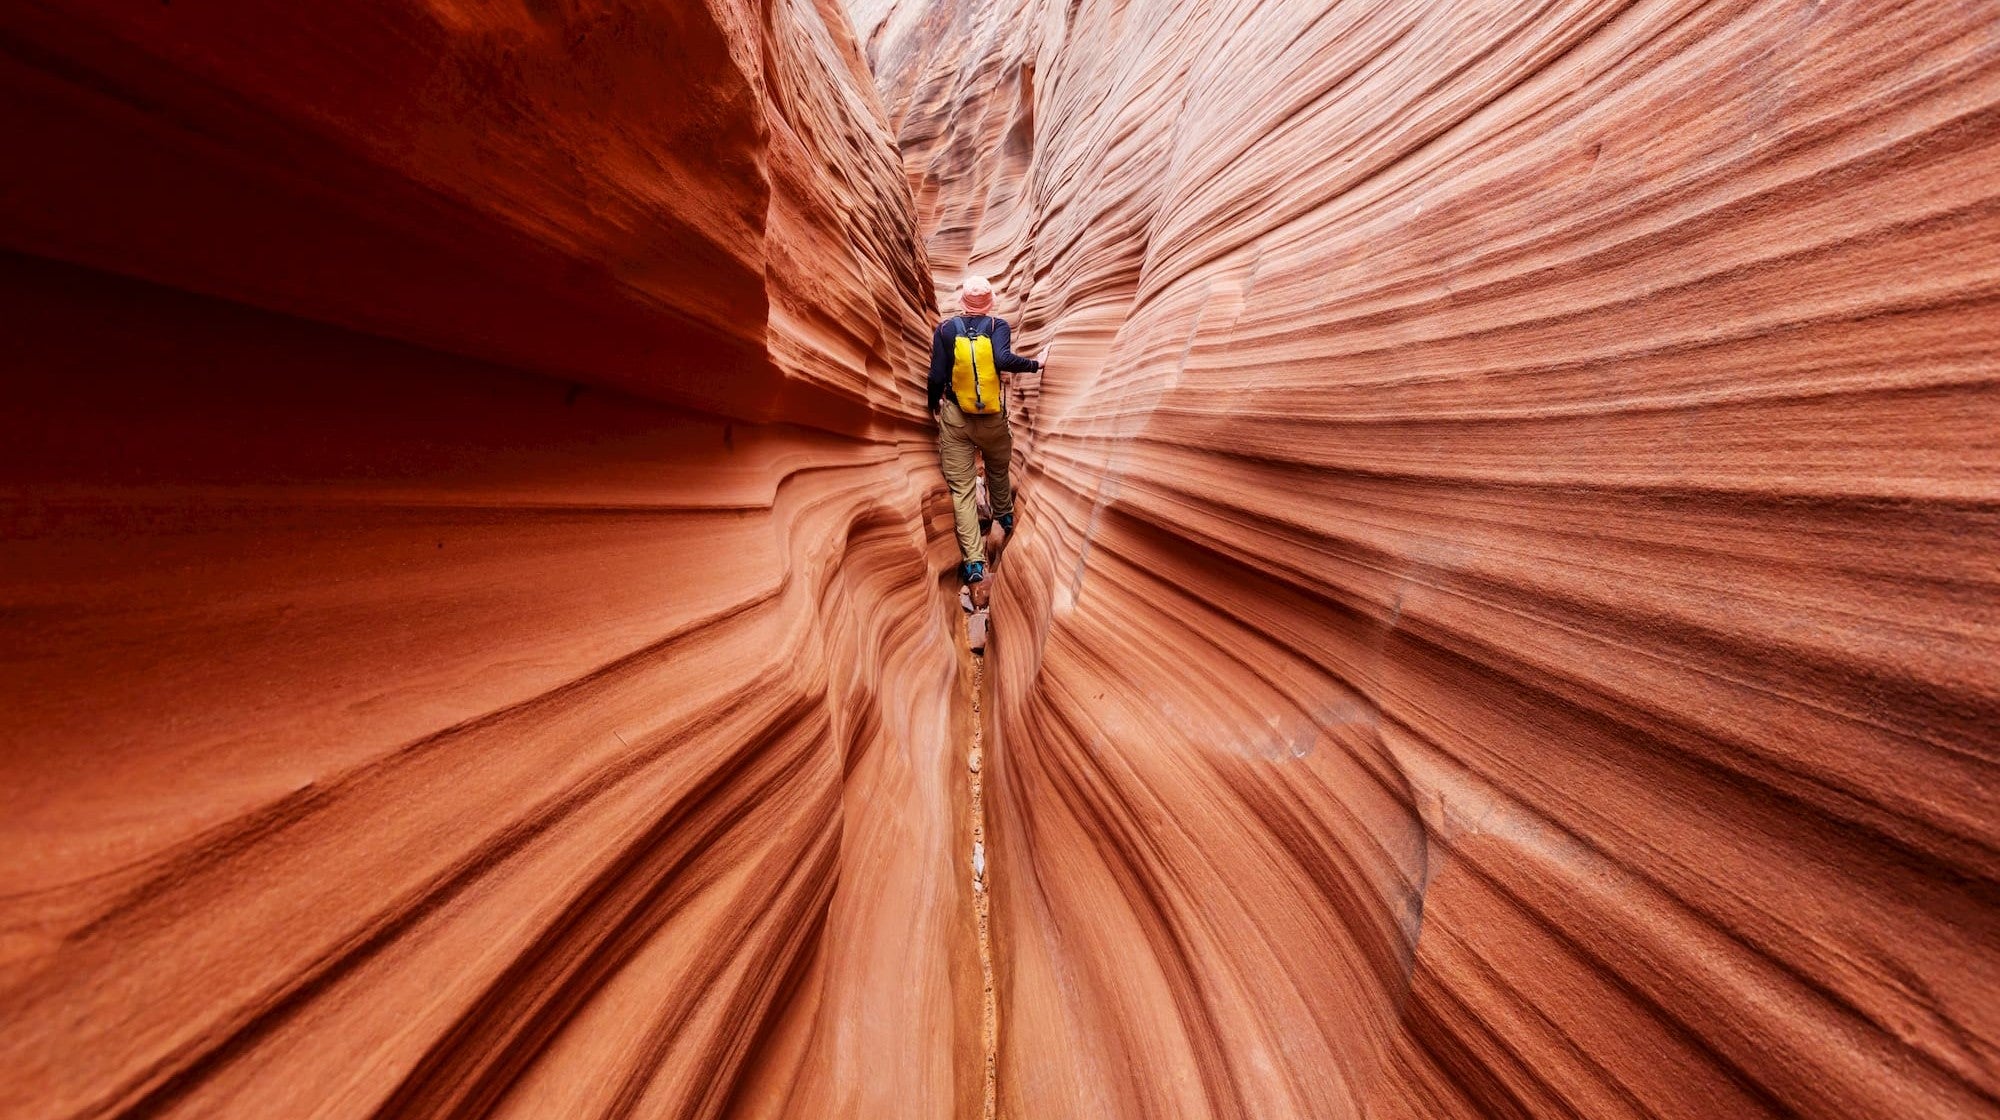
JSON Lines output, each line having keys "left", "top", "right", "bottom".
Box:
{"left": 6, "top": 0, "right": 1996, "bottom": 1114}
{"left": 0, "top": 2, "right": 983, "bottom": 1117}
{"left": 860, "top": 0, "right": 2000, "bottom": 1116}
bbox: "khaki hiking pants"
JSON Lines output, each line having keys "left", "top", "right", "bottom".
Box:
{"left": 937, "top": 398, "right": 1013, "bottom": 565}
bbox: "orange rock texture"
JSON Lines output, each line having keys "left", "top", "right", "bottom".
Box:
{"left": 3, "top": 0, "right": 1997, "bottom": 1117}
{"left": 858, "top": 0, "right": 2000, "bottom": 1116}
{"left": 0, "top": 1, "right": 986, "bottom": 1117}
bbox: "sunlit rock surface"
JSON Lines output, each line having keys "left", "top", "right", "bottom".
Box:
{"left": 0, "top": 2, "right": 985, "bottom": 1117}
{"left": 859, "top": 0, "right": 2000, "bottom": 1116}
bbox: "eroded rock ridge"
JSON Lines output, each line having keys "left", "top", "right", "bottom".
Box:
{"left": 858, "top": 0, "right": 2000, "bottom": 1116}
{"left": 0, "top": 1, "right": 987, "bottom": 1116}
{"left": 2, "top": 0, "right": 1996, "bottom": 1117}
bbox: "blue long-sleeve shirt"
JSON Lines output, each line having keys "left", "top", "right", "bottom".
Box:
{"left": 926, "top": 315, "right": 1041, "bottom": 413}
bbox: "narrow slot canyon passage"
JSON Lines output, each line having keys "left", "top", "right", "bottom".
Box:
{"left": 2, "top": 1, "right": 1997, "bottom": 1119}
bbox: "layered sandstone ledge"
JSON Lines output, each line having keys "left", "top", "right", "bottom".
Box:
{"left": 859, "top": 0, "right": 1999, "bottom": 1116}
{"left": 2, "top": 0, "right": 1996, "bottom": 1117}
{"left": 0, "top": 2, "right": 985, "bottom": 1116}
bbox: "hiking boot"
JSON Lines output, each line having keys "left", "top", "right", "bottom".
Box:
{"left": 962, "top": 560, "right": 986, "bottom": 584}
{"left": 997, "top": 512, "right": 1015, "bottom": 536}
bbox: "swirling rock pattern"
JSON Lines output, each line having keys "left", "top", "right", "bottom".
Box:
{"left": 0, "top": 1, "right": 983, "bottom": 1117}
{"left": 5, "top": 0, "right": 1997, "bottom": 1115}
{"left": 860, "top": 0, "right": 2000, "bottom": 1116}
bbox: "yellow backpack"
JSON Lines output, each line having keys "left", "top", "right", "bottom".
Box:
{"left": 950, "top": 316, "right": 1004, "bottom": 414}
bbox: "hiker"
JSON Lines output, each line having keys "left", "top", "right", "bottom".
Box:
{"left": 928, "top": 274, "right": 1044, "bottom": 587}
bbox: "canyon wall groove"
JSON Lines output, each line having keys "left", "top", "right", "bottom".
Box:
{"left": 856, "top": 0, "right": 2000, "bottom": 1115}
{"left": 0, "top": 1, "right": 988, "bottom": 1116}
{"left": 1, "top": 0, "right": 1995, "bottom": 1116}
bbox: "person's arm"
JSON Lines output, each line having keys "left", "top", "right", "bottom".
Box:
{"left": 926, "top": 322, "right": 953, "bottom": 413}
{"left": 991, "top": 319, "right": 1042, "bottom": 373}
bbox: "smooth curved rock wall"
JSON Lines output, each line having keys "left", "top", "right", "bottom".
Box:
{"left": 0, "top": 2, "right": 982, "bottom": 1117}
{"left": 859, "top": 0, "right": 2000, "bottom": 1116}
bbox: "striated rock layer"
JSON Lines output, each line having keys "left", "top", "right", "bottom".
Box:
{"left": 860, "top": 0, "right": 2000, "bottom": 1116}
{"left": 0, "top": 2, "right": 986, "bottom": 1117}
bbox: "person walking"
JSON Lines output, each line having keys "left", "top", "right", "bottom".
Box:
{"left": 927, "top": 274, "right": 1044, "bottom": 588}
